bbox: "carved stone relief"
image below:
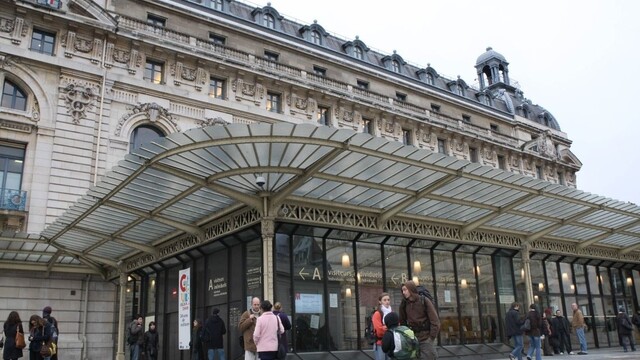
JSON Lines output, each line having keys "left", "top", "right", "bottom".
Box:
{"left": 0, "top": 16, "right": 25, "bottom": 44}
{"left": 482, "top": 145, "right": 497, "bottom": 168}
{"left": 335, "top": 107, "right": 361, "bottom": 130}
{"left": 115, "top": 102, "right": 180, "bottom": 136}
{"left": 60, "top": 78, "right": 99, "bottom": 124}
{"left": 417, "top": 125, "right": 435, "bottom": 151}
{"left": 0, "top": 54, "right": 17, "bottom": 69}
{"left": 286, "top": 93, "right": 316, "bottom": 119}
{"left": 232, "top": 79, "right": 264, "bottom": 106}
{"left": 171, "top": 62, "right": 207, "bottom": 91}
{"left": 451, "top": 136, "right": 467, "bottom": 159}
{"left": 508, "top": 153, "right": 522, "bottom": 174}
{"left": 197, "top": 116, "right": 227, "bottom": 128}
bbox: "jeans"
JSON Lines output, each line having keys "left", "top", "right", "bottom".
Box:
{"left": 374, "top": 343, "right": 388, "bottom": 360}
{"left": 419, "top": 338, "right": 437, "bottom": 360}
{"left": 208, "top": 348, "right": 226, "bottom": 360}
{"left": 576, "top": 327, "right": 587, "bottom": 353}
{"left": 510, "top": 335, "right": 523, "bottom": 360}
{"left": 130, "top": 344, "right": 140, "bottom": 360}
{"left": 527, "top": 336, "right": 541, "bottom": 360}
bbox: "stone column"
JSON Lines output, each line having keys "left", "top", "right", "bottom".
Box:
{"left": 115, "top": 272, "right": 127, "bottom": 360}
{"left": 521, "top": 243, "right": 534, "bottom": 307}
{"left": 261, "top": 217, "right": 275, "bottom": 302}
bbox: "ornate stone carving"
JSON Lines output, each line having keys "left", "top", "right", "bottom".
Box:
{"left": 536, "top": 132, "right": 557, "bottom": 158}
{"left": 60, "top": 80, "right": 99, "bottom": 124}
{"left": 286, "top": 94, "right": 316, "bottom": 119}
{"left": 31, "top": 101, "right": 40, "bottom": 122}
{"left": 115, "top": 102, "right": 180, "bottom": 136}
{"left": 197, "top": 117, "right": 227, "bottom": 128}
{"left": 128, "top": 49, "right": 140, "bottom": 75}
{"left": 232, "top": 79, "right": 264, "bottom": 105}
{"left": 75, "top": 37, "right": 94, "bottom": 53}
{"left": 0, "top": 17, "right": 15, "bottom": 32}
{"left": 0, "top": 54, "right": 17, "bottom": 69}
{"left": 0, "top": 16, "right": 24, "bottom": 44}
{"left": 112, "top": 48, "right": 130, "bottom": 64}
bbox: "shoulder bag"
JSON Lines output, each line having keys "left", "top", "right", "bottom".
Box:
{"left": 275, "top": 314, "right": 287, "bottom": 359}
{"left": 521, "top": 318, "right": 531, "bottom": 331}
{"left": 15, "top": 325, "right": 26, "bottom": 349}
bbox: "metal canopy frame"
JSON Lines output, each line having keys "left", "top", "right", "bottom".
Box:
{"left": 1, "top": 123, "right": 639, "bottom": 277}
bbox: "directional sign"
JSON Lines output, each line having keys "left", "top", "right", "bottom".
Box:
{"left": 299, "top": 267, "right": 310, "bottom": 280}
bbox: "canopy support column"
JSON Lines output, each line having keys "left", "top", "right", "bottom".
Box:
{"left": 521, "top": 243, "right": 534, "bottom": 307}
{"left": 262, "top": 217, "right": 275, "bottom": 302}
{"left": 115, "top": 271, "right": 127, "bottom": 360}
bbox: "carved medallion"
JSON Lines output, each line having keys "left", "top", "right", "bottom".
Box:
{"left": 62, "top": 82, "right": 98, "bottom": 124}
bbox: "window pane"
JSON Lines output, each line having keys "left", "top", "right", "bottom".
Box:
{"left": 130, "top": 125, "right": 165, "bottom": 153}
{"left": 434, "top": 251, "right": 457, "bottom": 344}
{"left": 456, "top": 252, "right": 481, "bottom": 345}
{"left": 560, "top": 263, "right": 574, "bottom": 294}
{"left": 574, "top": 264, "right": 588, "bottom": 294}
{"left": 599, "top": 267, "right": 611, "bottom": 295}
{"left": 545, "top": 261, "right": 560, "bottom": 293}
{"left": 477, "top": 254, "right": 499, "bottom": 343}
{"left": 587, "top": 265, "right": 600, "bottom": 295}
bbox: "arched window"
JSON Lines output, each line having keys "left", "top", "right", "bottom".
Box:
{"left": 354, "top": 46, "right": 364, "bottom": 60}
{"left": 311, "top": 30, "right": 321, "bottom": 45}
{"left": 1, "top": 80, "right": 27, "bottom": 111}
{"left": 130, "top": 125, "right": 165, "bottom": 153}
{"left": 392, "top": 60, "right": 400, "bottom": 73}
{"left": 264, "top": 14, "right": 275, "bottom": 29}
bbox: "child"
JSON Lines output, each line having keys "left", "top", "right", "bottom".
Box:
{"left": 381, "top": 312, "right": 400, "bottom": 357}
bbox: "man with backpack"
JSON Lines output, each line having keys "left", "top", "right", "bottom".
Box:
{"left": 43, "top": 306, "right": 59, "bottom": 360}
{"left": 398, "top": 280, "right": 440, "bottom": 360}
{"left": 381, "top": 312, "right": 419, "bottom": 360}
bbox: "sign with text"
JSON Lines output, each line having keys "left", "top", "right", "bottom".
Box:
{"left": 178, "top": 268, "right": 191, "bottom": 350}
{"left": 295, "top": 293, "right": 323, "bottom": 313}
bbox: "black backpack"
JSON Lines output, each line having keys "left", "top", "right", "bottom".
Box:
{"left": 364, "top": 308, "right": 383, "bottom": 345}
{"left": 416, "top": 285, "right": 436, "bottom": 307}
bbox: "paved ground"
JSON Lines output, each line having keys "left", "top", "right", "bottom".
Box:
{"left": 500, "top": 348, "right": 639, "bottom": 360}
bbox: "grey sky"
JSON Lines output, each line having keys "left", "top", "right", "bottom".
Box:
{"left": 247, "top": 0, "right": 640, "bottom": 205}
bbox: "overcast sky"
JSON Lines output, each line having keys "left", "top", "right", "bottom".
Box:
{"left": 244, "top": 0, "right": 640, "bottom": 205}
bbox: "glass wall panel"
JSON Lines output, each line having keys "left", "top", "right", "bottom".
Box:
{"left": 456, "top": 252, "right": 481, "bottom": 344}
{"left": 611, "top": 268, "right": 624, "bottom": 296}
{"left": 575, "top": 296, "right": 595, "bottom": 349}
{"left": 599, "top": 267, "right": 611, "bottom": 295}
{"left": 495, "top": 254, "right": 515, "bottom": 340}
{"left": 434, "top": 250, "right": 458, "bottom": 344}
{"left": 573, "top": 264, "right": 588, "bottom": 295}
{"left": 246, "top": 239, "right": 263, "bottom": 301}
{"left": 545, "top": 262, "right": 560, "bottom": 294}
{"left": 531, "top": 259, "right": 547, "bottom": 307}
{"left": 476, "top": 254, "right": 499, "bottom": 343}
{"left": 634, "top": 270, "right": 640, "bottom": 310}
{"left": 326, "top": 238, "right": 356, "bottom": 350}
{"left": 513, "top": 257, "right": 525, "bottom": 305}
{"left": 385, "top": 245, "right": 408, "bottom": 305}
{"left": 275, "top": 233, "right": 294, "bottom": 351}
{"left": 292, "top": 232, "right": 326, "bottom": 352}
{"left": 590, "top": 297, "right": 608, "bottom": 347}
{"left": 411, "top": 247, "right": 433, "bottom": 298}
{"left": 587, "top": 266, "right": 601, "bottom": 296}
{"left": 622, "top": 269, "right": 634, "bottom": 298}
{"left": 356, "top": 242, "right": 384, "bottom": 350}
{"left": 560, "top": 263, "right": 574, "bottom": 295}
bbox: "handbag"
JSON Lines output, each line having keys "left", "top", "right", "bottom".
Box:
{"left": 275, "top": 314, "right": 286, "bottom": 359}
{"left": 521, "top": 318, "right": 531, "bottom": 331}
{"left": 0, "top": 335, "right": 4, "bottom": 349}
{"left": 15, "top": 328, "right": 26, "bottom": 349}
{"left": 40, "top": 341, "right": 52, "bottom": 357}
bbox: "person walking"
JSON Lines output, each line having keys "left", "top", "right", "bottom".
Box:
{"left": 550, "top": 309, "right": 573, "bottom": 355}
{"left": 372, "top": 293, "right": 392, "bottom": 360}
{"left": 506, "top": 302, "right": 524, "bottom": 360}
{"left": 203, "top": 308, "right": 226, "bottom": 360}
{"left": 239, "top": 297, "right": 261, "bottom": 360}
{"left": 41, "top": 307, "right": 58, "bottom": 360}
{"left": 398, "top": 280, "right": 440, "bottom": 360}
{"left": 129, "top": 315, "right": 144, "bottom": 360}
{"left": 616, "top": 307, "right": 636, "bottom": 352}
{"left": 525, "top": 305, "right": 542, "bottom": 360}
{"left": 190, "top": 319, "right": 205, "bottom": 360}
{"left": 253, "top": 300, "right": 284, "bottom": 360}
{"left": 272, "top": 302, "right": 291, "bottom": 355}
{"left": 571, "top": 303, "right": 588, "bottom": 355}
{"left": 27, "top": 315, "right": 53, "bottom": 360}
{"left": 143, "top": 321, "right": 159, "bottom": 360}
{"left": 3, "top": 311, "right": 24, "bottom": 360}
{"left": 541, "top": 308, "right": 553, "bottom": 356}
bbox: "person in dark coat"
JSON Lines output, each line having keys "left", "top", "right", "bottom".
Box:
{"left": 42, "top": 306, "right": 58, "bottom": 360}
{"left": 129, "top": 315, "right": 145, "bottom": 360}
{"left": 3, "top": 311, "right": 24, "bottom": 360}
{"left": 27, "top": 315, "right": 52, "bottom": 360}
{"left": 541, "top": 308, "right": 554, "bottom": 356}
{"left": 272, "top": 302, "right": 291, "bottom": 354}
{"left": 190, "top": 319, "right": 205, "bottom": 360}
{"left": 203, "top": 308, "right": 227, "bottom": 360}
{"left": 143, "top": 321, "right": 159, "bottom": 360}
{"left": 550, "top": 309, "right": 572, "bottom": 354}
{"left": 380, "top": 311, "right": 400, "bottom": 357}
{"left": 525, "top": 305, "right": 542, "bottom": 360}
{"left": 505, "top": 302, "right": 524, "bottom": 360}
{"left": 616, "top": 307, "right": 636, "bottom": 352}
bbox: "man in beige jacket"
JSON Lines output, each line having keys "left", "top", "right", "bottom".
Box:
{"left": 571, "top": 303, "right": 588, "bottom": 355}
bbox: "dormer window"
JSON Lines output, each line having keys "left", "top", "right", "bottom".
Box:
{"left": 264, "top": 13, "right": 275, "bottom": 29}
{"left": 392, "top": 60, "right": 400, "bottom": 73}
{"left": 211, "top": 0, "right": 223, "bottom": 10}
{"left": 354, "top": 46, "right": 364, "bottom": 60}
{"left": 448, "top": 78, "right": 468, "bottom": 97}
{"left": 311, "top": 31, "right": 321, "bottom": 45}
{"left": 456, "top": 84, "right": 465, "bottom": 96}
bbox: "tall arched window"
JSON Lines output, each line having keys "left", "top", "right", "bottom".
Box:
{"left": 1, "top": 80, "right": 27, "bottom": 111}
{"left": 311, "top": 31, "right": 321, "bottom": 45}
{"left": 130, "top": 125, "right": 165, "bottom": 153}
{"left": 354, "top": 46, "right": 364, "bottom": 60}
{"left": 264, "top": 14, "right": 275, "bottom": 29}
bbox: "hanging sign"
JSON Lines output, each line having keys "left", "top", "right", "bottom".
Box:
{"left": 178, "top": 268, "right": 191, "bottom": 350}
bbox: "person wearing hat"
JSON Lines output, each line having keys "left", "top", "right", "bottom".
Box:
{"left": 616, "top": 307, "right": 636, "bottom": 352}
{"left": 42, "top": 306, "right": 59, "bottom": 360}
{"left": 203, "top": 308, "right": 227, "bottom": 360}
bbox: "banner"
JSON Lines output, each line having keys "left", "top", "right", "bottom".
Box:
{"left": 178, "top": 268, "right": 191, "bottom": 350}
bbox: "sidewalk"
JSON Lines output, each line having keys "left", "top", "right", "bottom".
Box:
{"left": 499, "top": 348, "right": 638, "bottom": 360}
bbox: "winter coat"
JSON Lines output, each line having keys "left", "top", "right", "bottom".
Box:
{"left": 28, "top": 322, "right": 53, "bottom": 353}
{"left": 143, "top": 330, "right": 159, "bottom": 359}
{"left": 398, "top": 282, "right": 440, "bottom": 341}
{"left": 203, "top": 314, "right": 226, "bottom": 349}
{"left": 129, "top": 320, "right": 145, "bottom": 346}
{"left": 372, "top": 309, "right": 387, "bottom": 346}
{"left": 550, "top": 315, "right": 570, "bottom": 338}
{"left": 3, "top": 322, "right": 24, "bottom": 359}
{"left": 238, "top": 310, "right": 259, "bottom": 352}
{"left": 525, "top": 309, "right": 542, "bottom": 337}
{"left": 191, "top": 327, "right": 205, "bottom": 360}
{"left": 253, "top": 312, "right": 284, "bottom": 353}
{"left": 617, "top": 312, "right": 633, "bottom": 336}
{"left": 505, "top": 307, "right": 523, "bottom": 337}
